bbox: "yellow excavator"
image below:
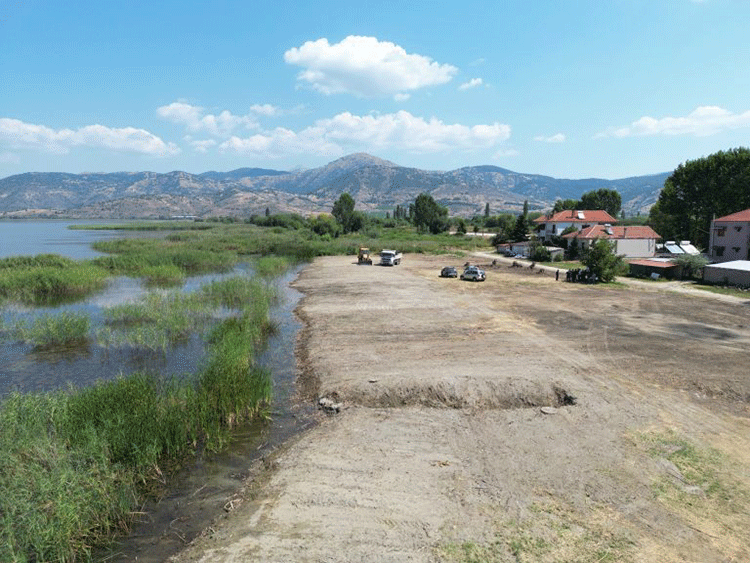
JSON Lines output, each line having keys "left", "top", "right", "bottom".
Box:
{"left": 357, "top": 247, "right": 373, "bottom": 265}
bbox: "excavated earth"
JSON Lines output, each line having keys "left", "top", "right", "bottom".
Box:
{"left": 173, "top": 253, "right": 750, "bottom": 563}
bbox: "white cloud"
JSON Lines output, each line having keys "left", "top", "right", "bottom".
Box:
{"left": 283, "top": 36, "right": 458, "bottom": 99}
{"left": 459, "top": 78, "right": 483, "bottom": 91}
{"left": 157, "top": 102, "right": 269, "bottom": 136}
{"left": 600, "top": 106, "right": 750, "bottom": 138}
{"left": 534, "top": 133, "right": 566, "bottom": 143}
{"left": 189, "top": 139, "right": 217, "bottom": 153}
{"left": 0, "top": 118, "right": 179, "bottom": 156}
{"left": 0, "top": 151, "right": 20, "bottom": 164}
{"left": 219, "top": 110, "right": 511, "bottom": 159}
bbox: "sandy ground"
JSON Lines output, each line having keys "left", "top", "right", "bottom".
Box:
{"left": 173, "top": 253, "right": 750, "bottom": 563}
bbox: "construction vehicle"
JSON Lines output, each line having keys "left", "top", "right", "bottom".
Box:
{"left": 357, "top": 247, "right": 373, "bottom": 265}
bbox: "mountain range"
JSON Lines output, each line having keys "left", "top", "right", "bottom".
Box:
{"left": 0, "top": 153, "right": 669, "bottom": 219}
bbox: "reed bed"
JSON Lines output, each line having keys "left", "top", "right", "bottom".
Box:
{"left": 0, "top": 260, "right": 109, "bottom": 305}
{"left": 0, "top": 274, "right": 275, "bottom": 562}
{"left": 14, "top": 311, "right": 90, "bottom": 349}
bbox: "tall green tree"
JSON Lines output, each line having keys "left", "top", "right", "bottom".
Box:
{"left": 412, "top": 193, "right": 448, "bottom": 234}
{"left": 332, "top": 193, "right": 356, "bottom": 233}
{"left": 511, "top": 200, "right": 530, "bottom": 242}
{"left": 578, "top": 188, "right": 622, "bottom": 218}
{"left": 582, "top": 239, "right": 624, "bottom": 283}
{"left": 650, "top": 147, "right": 750, "bottom": 249}
{"left": 552, "top": 199, "right": 579, "bottom": 213}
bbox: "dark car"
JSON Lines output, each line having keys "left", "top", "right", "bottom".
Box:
{"left": 440, "top": 266, "right": 458, "bottom": 278}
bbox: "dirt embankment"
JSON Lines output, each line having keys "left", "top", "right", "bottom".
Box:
{"left": 174, "top": 254, "right": 750, "bottom": 563}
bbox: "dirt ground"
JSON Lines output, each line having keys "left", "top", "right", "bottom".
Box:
{"left": 172, "top": 253, "right": 750, "bottom": 563}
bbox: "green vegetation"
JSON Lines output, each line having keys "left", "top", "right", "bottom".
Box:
{"left": 437, "top": 503, "right": 634, "bottom": 563}
{"left": 0, "top": 274, "right": 275, "bottom": 562}
{"left": 671, "top": 253, "right": 708, "bottom": 280}
{"left": 69, "top": 221, "right": 213, "bottom": 231}
{"left": 0, "top": 256, "right": 109, "bottom": 305}
{"left": 581, "top": 239, "right": 626, "bottom": 283}
{"left": 650, "top": 147, "right": 750, "bottom": 248}
{"left": 14, "top": 311, "right": 90, "bottom": 349}
{"left": 638, "top": 430, "right": 750, "bottom": 557}
{"left": 552, "top": 188, "right": 622, "bottom": 218}
{"left": 412, "top": 193, "right": 449, "bottom": 234}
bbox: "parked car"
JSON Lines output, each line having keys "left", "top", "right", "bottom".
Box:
{"left": 440, "top": 266, "right": 458, "bottom": 278}
{"left": 461, "top": 266, "right": 486, "bottom": 281}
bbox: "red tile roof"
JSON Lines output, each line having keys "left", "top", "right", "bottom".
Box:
{"left": 714, "top": 208, "right": 750, "bottom": 222}
{"left": 534, "top": 210, "right": 618, "bottom": 223}
{"left": 562, "top": 225, "right": 661, "bottom": 240}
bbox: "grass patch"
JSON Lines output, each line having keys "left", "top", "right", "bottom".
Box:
{"left": 437, "top": 503, "right": 635, "bottom": 563}
{"left": 0, "top": 260, "right": 109, "bottom": 305}
{"left": 691, "top": 283, "right": 750, "bottom": 298}
{"left": 636, "top": 430, "right": 750, "bottom": 559}
{"left": 69, "top": 221, "right": 213, "bottom": 231}
{"left": 0, "top": 273, "right": 276, "bottom": 562}
{"left": 141, "top": 264, "right": 186, "bottom": 287}
{"left": 14, "top": 311, "right": 90, "bottom": 349}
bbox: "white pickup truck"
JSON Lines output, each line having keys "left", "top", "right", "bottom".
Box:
{"left": 379, "top": 249, "right": 402, "bottom": 266}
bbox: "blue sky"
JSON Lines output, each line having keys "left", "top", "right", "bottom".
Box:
{"left": 1, "top": 0, "right": 748, "bottom": 179}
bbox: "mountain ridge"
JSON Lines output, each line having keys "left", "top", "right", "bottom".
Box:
{"left": 0, "top": 153, "right": 669, "bottom": 219}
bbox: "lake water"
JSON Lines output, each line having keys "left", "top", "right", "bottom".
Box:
{"left": 0, "top": 219, "right": 142, "bottom": 259}
{"left": 0, "top": 220, "right": 313, "bottom": 561}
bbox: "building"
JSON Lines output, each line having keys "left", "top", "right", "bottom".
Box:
{"left": 708, "top": 208, "right": 750, "bottom": 262}
{"left": 563, "top": 225, "right": 661, "bottom": 258}
{"left": 533, "top": 210, "right": 618, "bottom": 242}
{"left": 703, "top": 260, "right": 750, "bottom": 287}
{"left": 628, "top": 258, "right": 681, "bottom": 279}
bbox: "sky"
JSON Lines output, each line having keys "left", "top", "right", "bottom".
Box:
{"left": 1, "top": 0, "right": 749, "bottom": 180}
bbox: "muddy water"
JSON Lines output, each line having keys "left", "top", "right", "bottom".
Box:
{"left": 101, "top": 266, "right": 314, "bottom": 563}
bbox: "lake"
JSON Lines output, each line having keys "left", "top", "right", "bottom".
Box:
{"left": 0, "top": 219, "right": 142, "bottom": 259}
{"left": 0, "top": 219, "right": 312, "bottom": 561}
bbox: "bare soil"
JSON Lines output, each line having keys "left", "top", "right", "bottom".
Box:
{"left": 173, "top": 253, "right": 750, "bottom": 563}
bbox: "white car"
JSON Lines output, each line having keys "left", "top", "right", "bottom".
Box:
{"left": 461, "top": 266, "right": 486, "bottom": 281}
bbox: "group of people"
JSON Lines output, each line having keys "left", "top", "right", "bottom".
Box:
{"left": 565, "top": 267, "right": 598, "bottom": 284}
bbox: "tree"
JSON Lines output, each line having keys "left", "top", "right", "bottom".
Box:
{"left": 528, "top": 240, "right": 551, "bottom": 262}
{"left": 484, "top": 203, "right": 490, "bottom": 218}
{"left": 553, "top": 199, "right": 578, "bottom": 213}
{"left": 581, "top": 239, "right": 624, "bottom": 283}
{"left": 579, "top": 188, "right": 622, "bottom": 218}
{"left": 456, "top": 218, "right": 467, "bottom": 235}
{"left": 650, "top": 147, "right": 750, "bottom": 249}
{"left": 332, "top": 193, "right": 357, "bottom": 233}
{"left": 672, "top": 253, "right": 708, "bottom": 280}
{"left": 511, "top": 200, "right": 530, "bottom": 242}
{"left": 412, "top": 193, "right": 448, "bottom": 234}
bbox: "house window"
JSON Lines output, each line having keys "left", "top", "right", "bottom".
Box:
{"left": 551, "top": 224, "right": 557, "bottom": 234}
{"left": 733, "top": 247, "right": 741, "bottom": 253}
{"left": 717, "top": 226, "right": 726, "bottom": 237}
{"left": 714, "top": 246, "right": 725, "bottom": 257}
{"left": 735, "top": 226, "right": 743, "bottom": 232}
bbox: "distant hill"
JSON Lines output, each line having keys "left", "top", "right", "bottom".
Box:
{"left": 0, "top": 153, "right": 669, "bottom": 219}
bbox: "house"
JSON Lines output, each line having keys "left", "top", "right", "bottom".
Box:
{"left": 628, "top": 258, "right": 681, "bottom": 279}
{"left": 533, "top": 210, "right": 618, "bottom": 242}
{"left": 703, "top": 260, "right": 750, "bottom": 287}
{"left": 563, "top": 224, "right": 661, "bottom": 258}
{"left": 708, "top": 208, "right": 750, "bottom": 262}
